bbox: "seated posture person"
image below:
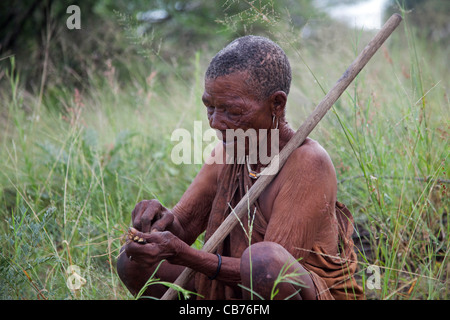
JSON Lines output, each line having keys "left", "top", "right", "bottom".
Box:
{"left": 117, "top": 35, "right": 364, "bottom": 300}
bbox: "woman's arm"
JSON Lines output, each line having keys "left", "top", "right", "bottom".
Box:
{"left": 126, "top": 228, "right": 242, "bottom": 284}
{"left": 131, "top": 143, "right": 224, "bottom": 245}
{"left": 264, "top": 141, "right": 338, "bottom": 258}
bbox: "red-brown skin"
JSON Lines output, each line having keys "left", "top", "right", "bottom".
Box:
{"left": 117, "top": 71, "right": 338, "bottom": 300}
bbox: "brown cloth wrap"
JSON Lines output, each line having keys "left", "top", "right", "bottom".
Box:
{"left": 195, "top": 161, "right": 364, "bottom": 300}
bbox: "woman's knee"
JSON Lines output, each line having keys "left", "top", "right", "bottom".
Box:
{"left": 240, "top": 241, "right": 316, "bottom": 300}
{"left": 117, "top": 246, "right": 182, "bottom": 298}
{"left": 241, "top": 242, "right": 285, "bottom": 276}
{"left": 240, "top": 242, "right": 289, "bottom": 297}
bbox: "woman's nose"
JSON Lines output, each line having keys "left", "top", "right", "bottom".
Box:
{"left": 208, "top": 111, "right": 228, "bottom": 131}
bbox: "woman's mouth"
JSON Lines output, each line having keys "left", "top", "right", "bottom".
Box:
{"left": 216, "top": 130, "right": 232, "bottom": 145}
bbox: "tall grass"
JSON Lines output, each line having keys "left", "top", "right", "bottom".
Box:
{"left": 0, "top": 6, "right": 448, "bottom": 300}
{"left": 0, "top": 53, "right": 203, "bottom": 299}
{"left": 299, "top": 13, "right": 449, "bottom": 299}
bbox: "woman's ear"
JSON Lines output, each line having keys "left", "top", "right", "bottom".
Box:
{"left": 269, "top": 91, "right": 287, "bottom": 117}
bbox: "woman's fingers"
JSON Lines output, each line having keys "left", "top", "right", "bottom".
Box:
{"left": 151, "top": 211, "right": 174, "bottom": 232}
{"left": 131, "top": 199, "right": 163, "bottom": 232}
{"left": 128, "top": 227, "right": 165, "bottom": 244}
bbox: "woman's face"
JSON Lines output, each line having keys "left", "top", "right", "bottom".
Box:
{"left": 202, "top": 71, "right": 273, "bottom": 148}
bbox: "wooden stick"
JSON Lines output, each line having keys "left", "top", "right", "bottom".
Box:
{"left": 161, "top": 13, "right": 402, "bottom": 300}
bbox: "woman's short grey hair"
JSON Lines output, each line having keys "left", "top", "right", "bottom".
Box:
{"left": 205, "top": 35, "right": 292, "bottom": 100}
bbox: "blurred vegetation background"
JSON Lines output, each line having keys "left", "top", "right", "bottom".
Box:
{"left": 0, "top": 0, "right": 448, "bottom": 300}
{"left": 2, "top": 0, "right": 447, "bottom": 92}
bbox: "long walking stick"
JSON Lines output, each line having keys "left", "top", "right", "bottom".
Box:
{"left": 161, "top": 13, "right": 402, "bottom": 300}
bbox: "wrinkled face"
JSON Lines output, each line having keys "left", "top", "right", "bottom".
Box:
{"left": 202, "top": 71, "right": 273, "bottom": 146}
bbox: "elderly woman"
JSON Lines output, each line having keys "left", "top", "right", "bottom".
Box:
{"left": 117, "top": 35, "right": 364, "bottom": 300}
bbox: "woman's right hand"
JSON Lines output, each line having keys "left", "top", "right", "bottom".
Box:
{"left": 131, "top": 199, "right": 174, "bottom": 233}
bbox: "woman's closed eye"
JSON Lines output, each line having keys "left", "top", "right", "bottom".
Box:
{"left": 226, "top": 105, "right": 243, "bottom": 116}
{"left": 206, "top": 104, "right": 240, "bottom": 115}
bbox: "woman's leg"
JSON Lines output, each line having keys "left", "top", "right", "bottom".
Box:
{"left": 240, "top": 241, "right": 316, "bottom": 300}
{"left": 116, "top": 246, "right": 195, "bottom": 299}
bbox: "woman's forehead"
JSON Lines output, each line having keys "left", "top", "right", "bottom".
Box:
{"left": 204, "top": 73, "right": 255, "bottom": 101}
